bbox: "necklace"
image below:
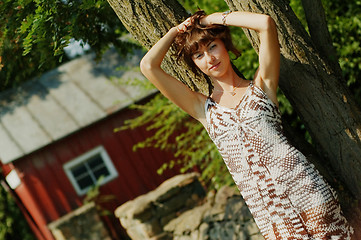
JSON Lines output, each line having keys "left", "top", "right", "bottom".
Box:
{"left": 213, "top": 78, "right": 243, "bottom": 96}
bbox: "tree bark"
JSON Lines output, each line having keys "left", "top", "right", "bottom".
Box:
{"left": 224, "top": 0, "right": 361, "bottom": 200}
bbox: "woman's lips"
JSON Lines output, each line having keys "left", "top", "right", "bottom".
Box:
{"left": 209, "top": 62, "right": 220, "bottom": 70}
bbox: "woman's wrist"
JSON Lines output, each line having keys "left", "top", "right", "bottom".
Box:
{"left": 200, "top": 13, "right": 220, "bottom": 25}
{"left": 201, "top": 12, "right": 232, "bottom": 26}
{"left": 221, "top": 10, "right": 232, "bottom": 26}
{"left": 166, "top": 26, "right": 179, "bottom": 39}
{"left": 170, "top": 26, "right": 179, "bottom": 34}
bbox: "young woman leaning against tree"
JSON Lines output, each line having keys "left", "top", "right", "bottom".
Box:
{"left": 140, "top": 10, "right": 354, "bottom": 239}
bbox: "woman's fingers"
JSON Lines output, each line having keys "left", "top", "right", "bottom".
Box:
{"left": 176, "top": 17, "right": 192, "bottom": 33}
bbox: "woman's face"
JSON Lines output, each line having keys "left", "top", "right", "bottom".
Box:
{"left": 191, "top": 38, "right": 230, "bottom": 78}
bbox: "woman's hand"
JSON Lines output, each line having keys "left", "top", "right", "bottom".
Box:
{"left": 176, "top": 17, "right": 192, "bottom": 33}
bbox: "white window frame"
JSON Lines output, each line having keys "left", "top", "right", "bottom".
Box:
{"left": 63, "top": 145, "right": 118, "bottom": 196}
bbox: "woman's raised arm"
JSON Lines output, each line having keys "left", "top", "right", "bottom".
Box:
{"left": 140, "top": 23, "right": 207, "bottom": 122}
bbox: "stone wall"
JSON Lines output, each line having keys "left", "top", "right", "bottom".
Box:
{"left": 115, "top": 173, "right": 264, "bottom": 240}
{"left": 48, "top": 202, "right": 112, "bottom": 240}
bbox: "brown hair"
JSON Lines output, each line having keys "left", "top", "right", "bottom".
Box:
{"left": 174, "top": 10, "right": 241, "bottom": 75}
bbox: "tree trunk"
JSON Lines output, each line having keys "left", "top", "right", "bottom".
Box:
{"left": 224, "top": 0, "right": 361, "bottom": 199}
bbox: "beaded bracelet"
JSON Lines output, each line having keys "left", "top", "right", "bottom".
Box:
{"left": 222, "top": 10, "right": 232, "bottom": 26}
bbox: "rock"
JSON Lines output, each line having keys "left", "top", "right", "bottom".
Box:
{"left": 249, "top": 233, "right": 265, "bottom": 240}
{"left": 224, "top": 196, "right": 245, "bottom": 221}
{"left": 239, "top": 205, "right": 254, "bottom": 222}
{"left": 245, "top": 221, "right": 261, "bottom": 236}
{"left": 149, "top": 232, "right": 172, "bottom": 240}
{"left": 214, "top": 186, "right": 239, "bottom": 206}
{"left": 198, "top": 223, "right": 209, "bottom": 240}
{"left": 160, "top": 212, "right": 177, "bottom": 226}
{"left": 164, "top": 201, "right": 211, "bottom": 235}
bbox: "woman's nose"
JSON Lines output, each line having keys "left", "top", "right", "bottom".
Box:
{"left": 206, "top": 53, "right": 216, "bottom": 63}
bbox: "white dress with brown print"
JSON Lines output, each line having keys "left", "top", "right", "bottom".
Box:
{"left": 205, "top": 81, "right": 353, "bottom": 239}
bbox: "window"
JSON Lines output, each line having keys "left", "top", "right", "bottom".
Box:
{"left": 64, "top": 146, "right": 118, "bottom": 195}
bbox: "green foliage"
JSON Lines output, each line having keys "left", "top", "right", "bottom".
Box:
{"left": 0, "top": 0, "right": 135, "bottom": 90}
{"left": 119, "top": 93, "right": 234, "bottom": 189}
{"left": 0, "top": 181, "right": 36, "bottom": 240}
{"left": 83, "top": 176, "right": 116, "bottom": 216}
{"left": 180, "top": 0, "right": 228, "bottom": 13}
{"left": 289, "top": 0, "right": 361, "bottom": 106}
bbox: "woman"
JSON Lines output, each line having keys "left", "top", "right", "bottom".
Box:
{"left": 140, "top": 10, "right": 353, "bottom": 239}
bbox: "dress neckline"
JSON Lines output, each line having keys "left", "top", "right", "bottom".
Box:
{"left": 209, "top": 81, "right": 253, "bottom": 111}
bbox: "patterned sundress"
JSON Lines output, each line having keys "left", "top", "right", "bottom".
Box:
{"left": 205, "top": 81, "right": 353, "bottom": 239}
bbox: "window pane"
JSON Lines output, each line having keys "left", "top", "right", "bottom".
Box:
{"left": 71, "top": 164, "right": 94, "bottom": 190}
{"left": 71, "top": 164, "right": 87, "bottom": 177}
{"left": 77, "top": 175, "right": 94, "bottom": 190}
{"left": 88, "top": 155, "right": 103, "bottom": 169}
{"left": 93, "top": 166, "right": 110, "bottom": 180}
{"left": 87, "top": 154, "right": 110, "bottom": 181}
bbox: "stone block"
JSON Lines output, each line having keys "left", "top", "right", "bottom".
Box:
{"left": 164, "top": 201, "right": 211, "bottom": 235}
{"left": 160, "top": 212, "right": 177, "bottom": 226}
{"left": 142, "top": 218, "right": 162, "bottom": 237}
{"left": 155, "top": 190, "right": 190, "bottom": 217}
{"left": 155, "top": 173, "right": 203, "bottom": 202}
{"left": 48, "top": 202, "right": 112, "bottom": 240}
{"left": 149, "top": 232, "right": 173, "bottom": 240}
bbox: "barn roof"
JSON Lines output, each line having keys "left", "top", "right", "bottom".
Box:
{"left": 0, "top": 49, "right": 156, "bottom": 164}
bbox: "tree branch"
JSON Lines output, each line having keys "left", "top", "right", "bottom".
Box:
{"left": 301, "top": 0, "right": 342, "bottom": 76}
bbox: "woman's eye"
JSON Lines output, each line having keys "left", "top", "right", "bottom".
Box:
{"left": 210, "top": 44, "right": 216, "bottom": 50}
{"left": 194, "top": 53, "right": 203, "bottom": 59}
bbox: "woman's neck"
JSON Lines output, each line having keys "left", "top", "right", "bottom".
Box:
{"left": 212, "top": 69, "right": 241, "bottom": 92}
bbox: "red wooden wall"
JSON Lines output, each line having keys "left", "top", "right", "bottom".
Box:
{"left": 1, "top": 105, "right": 180, "bottom": 240}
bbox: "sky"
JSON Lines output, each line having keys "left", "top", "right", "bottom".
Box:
{"left": 63, "top": 39, "right": 91, "bottom": 59}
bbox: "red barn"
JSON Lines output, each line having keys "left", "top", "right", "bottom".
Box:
{"left": 0, "top": 49, "right": 179, "bottom": 239}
